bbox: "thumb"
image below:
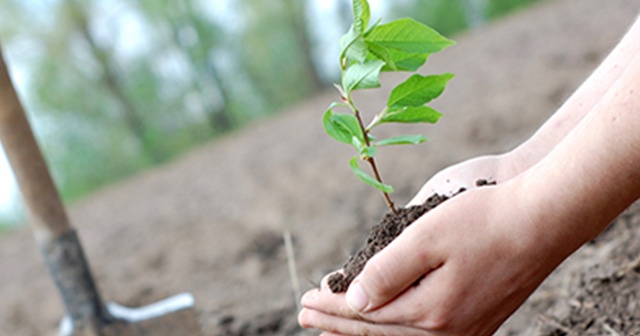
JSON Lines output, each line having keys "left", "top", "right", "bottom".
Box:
{"left": 345, "top": 221, "right": 444, "bottom": 313}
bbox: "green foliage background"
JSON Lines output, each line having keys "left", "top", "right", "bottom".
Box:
{"left": 0, "top": 0, "right": 543, "bottom": 230}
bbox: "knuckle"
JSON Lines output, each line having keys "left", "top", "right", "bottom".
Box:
{"left": 419, "top": 310, "right": 453, "bottom": 331}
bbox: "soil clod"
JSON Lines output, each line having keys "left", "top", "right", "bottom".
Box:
{"left": 328, "top": 193, "right": 452, "bottom": 293}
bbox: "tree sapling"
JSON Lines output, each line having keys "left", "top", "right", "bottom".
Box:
{"left": 324, "top": 0, "right": 455, "bottom": 215}
{"left": 323, "top": 0, "right": 456, "bottom": 292}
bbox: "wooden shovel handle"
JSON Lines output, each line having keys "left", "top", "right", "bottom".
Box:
{"left": 0, "top": 48, "right": 71, "bottom": 240}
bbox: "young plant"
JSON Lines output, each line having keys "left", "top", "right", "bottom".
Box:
{"left": 323, "top": 0, "right": 455, "bottom": 215}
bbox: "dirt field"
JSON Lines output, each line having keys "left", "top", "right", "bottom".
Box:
{"left": 2, "top": 0, "right": 640, "bottom": 334}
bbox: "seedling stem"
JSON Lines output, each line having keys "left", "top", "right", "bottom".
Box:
{"left": 322, "top": 0, "right": 454, "bottom": 217}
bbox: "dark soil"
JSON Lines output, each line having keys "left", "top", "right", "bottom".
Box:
{"left": 531, "top": 207, "right": 640, "bottom": 336}
{"left": 328, "top": 193, "right": 451, "bottom": 293}
{"left": 544, "top": 264, "right": 640, "bottom": 336}
{"left": 328, "top": 179, "right": 495, "bottom": 294}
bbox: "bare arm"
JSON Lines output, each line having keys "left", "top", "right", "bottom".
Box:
{"left": 300, "top": 15, "right": 640, "bottom": 336}
{"left": 522, "top": 47, "right": 640, "bottom": 251}
{"left": 409, "top": 15, "right": 640, "bottom": 203}
{"left": 509, "top": 14, "right": 640, "bottom": 171}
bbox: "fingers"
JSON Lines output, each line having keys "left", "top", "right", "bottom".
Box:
{"left": 298, "top": 309, "right": 366, "bottom": 336}
{"left": 300, "top": 267, "right": 450, "bottom": 326}
{"left": 298, "top": 307, "right": 428, "bottom": 336}
{"left": 346, "top": 216, "right": 446, "bottom": 313}
{"left": 301, "top": 284, "right": 360, "bottom": 320}
{"left": 358, "top": 263, "right": 454, "bottom": 327}
{"left": 407, "top": 155, "right": 502, "bottom": 206}
{"left": 407, "top": 170, "right": 461, "bottom": 206}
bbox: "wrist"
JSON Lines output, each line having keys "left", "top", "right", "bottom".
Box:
{"left": 512, "top": 145, "right": 632, "bottom": 260}
{"left": 494, "top": 147, "right": 539, "bottom": 183}
{"left": 499, "top": 169, "right": 592, "bottom": 269}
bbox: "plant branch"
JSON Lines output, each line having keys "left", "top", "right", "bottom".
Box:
{"left": 366, "top": 157, "right": 397, "bottom": 214}
{"left": 353, "top": 107, "right": 398, "bottom": 215}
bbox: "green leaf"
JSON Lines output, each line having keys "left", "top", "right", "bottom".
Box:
{"left": 351, "top": 136, "right": 378, "bottom": 158}
{"left": 349, "top": 157, "right": 394, "bottom": 193}
{"left": 365, "top": 42, "right": 396, "bottom": 70}
{"left": 339, "top": 25, "right": 368, "bottom": 63}
{"left": 323, "top": 104, "right": 364, "bottom": 144}
{"left": 380, "top": 106, "right": 443, "bottom": 124}
{"left": 362, "top": 146, "right": 378, "bottom": 158}
{"left": 387, "top": 73, "right": 454, "bottom": 108}
{"left": 343, "top": 59, "right": 385, "bottom": 92}
{"left": 352, "top": 0, "right": 371, "bottom": 34}
{"left": 366, "top": 18, "right": 455, "bottom": 55}
{"left": 375, "top": 134, "right": 427, "bottom": 146}
{"left": 364, "top": 18, "right": 382, "bottom": 36}
{"left": 380, "top": 49, "right": 429, "bottom": 72}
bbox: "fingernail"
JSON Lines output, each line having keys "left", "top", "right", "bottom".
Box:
{"left": 346, "top": 282, "right": 369, "bottom": 312}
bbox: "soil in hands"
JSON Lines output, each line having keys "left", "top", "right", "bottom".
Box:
{"left": 328, "top": 179, "right": 495, "bottom": 293}
{"left": 328, "top": 193, "right": 451, "bottom": 293}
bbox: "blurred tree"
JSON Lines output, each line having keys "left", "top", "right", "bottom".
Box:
{"left": 1, "top": 0, "right": 163, "bottom": 198}
{"left": 0, "top": 0, "right": 545, "bottom": 223}
{"left": 70, "top": 0, "right": 170, "bottom": 164}
{"left": 0, "top": 1, "right": 20, "bottom": 41}
{"left": 237, "top": 0, "right": 323, "bottom": 111}
{"left": 136, "top": 0, "right": 236, "bottom": 133}
{"left": 41, "top": 2, "right": 169, "bottom": 198}
{"left": 389, "top": 0, "right": 471, "bottom": 36}
{"left": 389, "top": 0, "right": 544, "bottom": 36}
{"left": 282, "top": 0, "right": 324, "bottom": 91}
{"left": 3, "top": 0, "right": 342, "bottom": 204}
{"left": 0, "top": 218, "right": 8, "bottom": 234}
{"left": 0, "top": 208, "right": 17, "bottom": 233}
{"left": 484, "top": 0, "right": 543, "bottom": 20}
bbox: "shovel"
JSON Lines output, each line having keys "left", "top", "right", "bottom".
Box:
{"left": 0, "top": 48, "right": 203, "bottom": 335}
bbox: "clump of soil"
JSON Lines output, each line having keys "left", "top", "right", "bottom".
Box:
{"left": 327, "top": 193, "right": 451, "bottom": 293}
{"left": 329, "top": 179, "right": 495, "bottom": 293}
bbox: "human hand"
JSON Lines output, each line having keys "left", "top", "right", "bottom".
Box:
{"left": 408, "top": 152, "right": 524, "bottom": 206}
{"left": 299, "top": 179, "right": 573, "bottom": 336}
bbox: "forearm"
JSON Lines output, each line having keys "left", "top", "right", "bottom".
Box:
{"left": 508, "top": 15, "right": 640, "bottom": 171}
{"left": 520, "top": 50, "right": 640, "bottom": 256}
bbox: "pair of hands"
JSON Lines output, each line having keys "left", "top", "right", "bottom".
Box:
{"left": 299, "top": 13, "right": 640, "bottom": 334}
{"left": 298, "top": 154, "right": 563, "bottom": 335}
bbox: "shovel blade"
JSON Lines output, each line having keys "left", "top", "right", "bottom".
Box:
{"left": 58, "top": 293, "right": 203, "bottom": 336}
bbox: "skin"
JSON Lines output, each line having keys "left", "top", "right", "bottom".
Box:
{"left": 299, "top": 15, "right": 640, "bottom": 336}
